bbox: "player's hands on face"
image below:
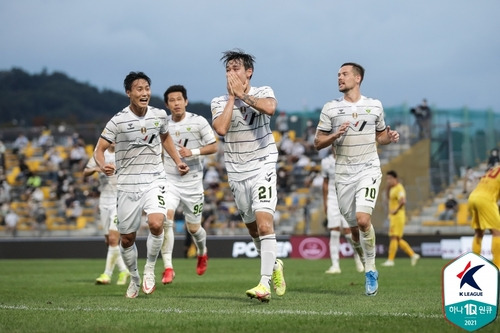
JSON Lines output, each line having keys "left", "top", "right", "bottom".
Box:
{"left": 386, "top": 126, "right": 400, "bottom": 143}
{"left": 226, "top": 72, "right": 246, "bottom": 98}
{"left": 177, "top": 163, "right": 190, "bottom": 176}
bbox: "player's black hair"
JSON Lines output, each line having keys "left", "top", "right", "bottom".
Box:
{"left": 341, "top": 62, "right": 365, "bottom": 84}
{"left": 123, "top": 72, "right": 151, "bottom": 92}
{"left": 386, "top": 170, "right": 398, "bottom": 178}
{"left": 164, "top": 85, "right": 188, "bottom": 103}
{"left": 221, "top": 49, "right": 255, "bottom": 79}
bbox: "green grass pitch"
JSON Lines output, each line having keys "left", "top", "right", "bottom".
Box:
{"left": 0, "top": 258, "right": 498, "bottom": 332}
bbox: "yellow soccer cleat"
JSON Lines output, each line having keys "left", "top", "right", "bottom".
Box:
{"left": 272, "top": 259, "right": 286, "bottom": 296}
{"left": 95, "top": 273, "right": 111, "bottom": 285}
{"left": 116, "top": 270, "right": 130, "bottom": 285}
{"left": 246, "top": 283, "right": 271, "bottom": 303}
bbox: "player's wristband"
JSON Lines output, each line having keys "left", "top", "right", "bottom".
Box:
{"left": 191, "top": 148, "right": 200, "bottom": 156}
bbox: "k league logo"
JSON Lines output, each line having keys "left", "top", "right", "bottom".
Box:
{"left": 442, "top": 252, "right": 498, "bottom": 332}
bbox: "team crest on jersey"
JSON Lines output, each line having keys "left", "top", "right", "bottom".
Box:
{"left": 154, "top": 118, "right": 160, "bottom": 127}
{"left": 352, "top": 112, "right": 358, "bottom": 119}
{"left": 187, "top": 127, "right": 191, "bottom": 131}
{"left": 365, "top": 109, "right": 371, "bottom": 113}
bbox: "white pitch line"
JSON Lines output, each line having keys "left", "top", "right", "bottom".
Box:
{"left": 0, "top": 304, "right": 443, "bottom": 319}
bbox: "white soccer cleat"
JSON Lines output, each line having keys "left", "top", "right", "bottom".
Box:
{"left": 325, "top": 266, "right": 342, "bottom": 274}
{"left": 411, "top": 254, "right": 421, "bottom": 266}
{"left": 126, "top": 279, "right": 141, "bottom": 299}
{"left": 142, "top": 267, "right": 156, "bottom": 295}
{"left": 382, "top": 260, "right": 395, "bottom": 267}
{"left": 354, "top": 256, "right": 365, "bottom": 273}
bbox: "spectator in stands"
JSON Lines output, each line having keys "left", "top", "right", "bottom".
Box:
{"left": 277, "top": 164, "right": 291, "bottom": 192}
{"left": 303, "top": 119, "right": 317, "bottom": 154}
{"left": 12, "top": 133, "right": 29, "bottom": 155}
{"left": 16, "top": 156, "right": 31, "bottom": 182}
{"left": 278, "top": 132, "right": 294, "bottom": 157}
{"left": 463, "top": 166, "right": 480, "bottom": 198}
{"left": 69, "top": 140, "right": 87, "bottom": 172}
{"left": 203, "top": 165, "right": 220, "bottom": 189}
{"left": 0, "top": 202, "right": 8, "bottom": 226}
{"left": 37, "top": 126, "right": 54, "bottom": 153}
{"left": 26, "top": 172, "right": 42, "bottom": 193}
{"left": 410, "top": 99, "right": 432, "bottom": 139}
{"left": 0, "top": 140, "right": 6, "bottom": 171}
{"left": 44, "top": 147, "right": 64, "bottom": 182}
{"left": 487, "top": 148, "right": 499, "bottom": 170}
{"left": 0, "top": 177, "right": 11, "bottom": 204}
{"left": 65, "top": 199, "right": 82, "bottom": 225}
{"left": 439, "top": 193, "right": 459, "bottom": 220}
{"left": 5, "top": 207, "right": 19, "bottom": 237}
{"left": 33, "top": 203, "right": 47, "bottom": 237}
{"left": 274, "top": 111, "right": 289, "bottom": 136}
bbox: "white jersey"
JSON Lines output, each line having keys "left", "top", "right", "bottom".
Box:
{"left": 164, "top": 112, "right": 216, "bottom": 184}
{"left": 100, "top": 105, "right": 169, "bottom": 193}
{"left": 317, "top": 95, "right": 386, "bottom": 183}
{"left": 211, "top": 86, "right": 278, "bottom": 181}
{"left": 85, "top": 150, "right": 117, "bottom": 206}
{"left": 321, "top": 154, "right": 338, "bottom": 203}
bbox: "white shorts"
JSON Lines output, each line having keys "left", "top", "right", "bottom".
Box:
{"left": 326, "top": 197, "right": 349, "bottom": 229}
{"left": 99, "top": 203, "right": 118, "bottom": 233}
{"left": 116, "top": 180, "right": 168, "bottom": 234}
{"left": 165, "top": 181, "right": 204, "bottom": 224}
{"left": 229, "top": 165, "right": 277, "bottom": 224}
{"left": 336, "top": 168, "right": 382, "bottom": 227}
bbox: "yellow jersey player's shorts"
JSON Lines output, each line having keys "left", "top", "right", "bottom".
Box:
{"left": 388, "top": 213, "right": 406, "bottom": 237}
{"left": 469, "top": 194, "right": 500, "bottom": 230}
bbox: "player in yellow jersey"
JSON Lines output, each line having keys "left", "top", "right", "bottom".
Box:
{"left": 381, "top": 170, "right": 420, "bottom": 267}
{"left": 468, "top": 165, "right": 500, "bottom": 268}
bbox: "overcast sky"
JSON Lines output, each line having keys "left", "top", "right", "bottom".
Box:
{"left": 1, "top": 1, "right": 499, "bottom": 113}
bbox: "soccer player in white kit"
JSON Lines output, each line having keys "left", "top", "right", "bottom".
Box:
{"left": 94, "top": 72, "right": 189, "bottom": 298}
{"left": 314, "top": 63, "right": 399, "bottom": 296}
{"left": 160, "top": 85, "right": 217, "bottom": 284}
{"left": 321, "top": 149, "right": 364, "bottom": 274}
{"left": 84, "top": 143, "right": 130, "bottom": 285}
{"left": 211, "top": 49, "right": 286, "bottom": 302}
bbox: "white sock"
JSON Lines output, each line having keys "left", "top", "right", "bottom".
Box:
{"left": 345, "top": 233, "right": 364, "bottom": 267}
{"left": 104, "top": 246, "right": 115, "bottom": 277}
{"left": 259, "top": 234, "right": 276, "bottom": 288}
{"left": 329, "top": 230, "right": 340, "bottom": 267}
{"left": 252, "top": 237, "right": 261, "bottom": 256}
{"left": 161, "top": 220, "right": 174, "bottom": 269}
{"left": 105, "top": 245, "right": 123, "bottom": 275}
{"left": 114, "top": 246, "right": 128, "bottom": 273}
{"left": 146, "top": 231, "right": 164, "bottom": 269}
{"left": 120, "top": 243, "right": 139, "bottom": 281}
{"left": 189, "top": 227, "right": 207, "bottom": 256}
{"left": 360, "top": 224, "right": 376, "bottom": 271}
